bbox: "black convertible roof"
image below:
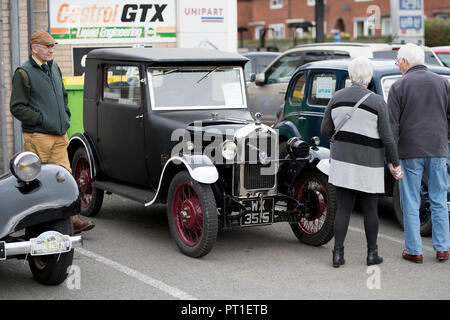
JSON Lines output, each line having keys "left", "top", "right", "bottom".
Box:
{"left": 87, "top": 47, "right": 249, "bottom": 66}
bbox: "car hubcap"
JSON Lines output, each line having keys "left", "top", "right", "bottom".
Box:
{"left": 172, "top": 183, "right": 204, "bottom": 247}
{"left": 295, "top": 175, "right": 328, "bottom": 235}
{"left": 74, "top": 155, "right": 93, "bottom": 209}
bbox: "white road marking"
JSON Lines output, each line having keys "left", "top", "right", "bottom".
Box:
{"left": 348, "top": 226, "right": 435, "bottom": 252}
{"left": 76, "top": 247, "right": 197, "bottom": 300}
{"left": 75, "top": 227, "right": 433, "bottom": 298}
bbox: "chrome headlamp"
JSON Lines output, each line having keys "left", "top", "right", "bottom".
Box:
{"left": 221, "top": 140, "right": 237, "bottom": 161}
{"left": 10, "top": 152, "right": 42, "bottom": 182}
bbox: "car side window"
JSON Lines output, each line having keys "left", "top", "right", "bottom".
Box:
{"left": 344, "top": 75, "right": 375, "bottom": 92}
{"left": 303, "top": 51, "right": 331, "bottom": 64}
{"left": 103, "top": 65, "right": 141, "bottom": 106}
{"left": 308, "top": 73, "right": 337, "bottom": 106}
{"left": 266, "top": 52, "right": 303, "bottom": 84}
{"left": 289, "top": 73, "right": 306, "bottom": 105}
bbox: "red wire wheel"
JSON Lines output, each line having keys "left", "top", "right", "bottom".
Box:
{"left": 290, "top": 169, "right": 336, "bottom": 246}
{"left": 71, "top": 148, "right": 104, "bottom": 217}
{"left": 172, "top": 183, "right": 204, "bottom": 247}
{"left": 73, "top": 154, "right": 93, "bottom": 209}
{"left": 168, "top": 171, "right": 218, "bottom": 258}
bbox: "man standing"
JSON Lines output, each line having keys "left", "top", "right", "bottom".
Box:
{"left": 388, "top": 43, "right": 450, "bottom": 263}
{"left": 10, "top": 31, "right": 95, "bottom": 234}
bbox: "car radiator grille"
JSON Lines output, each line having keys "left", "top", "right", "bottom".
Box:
{"left": 243, "top": 164, "right": 275, "bottom": 190}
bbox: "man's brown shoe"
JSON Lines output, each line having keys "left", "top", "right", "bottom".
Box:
{"left": 436, "top": 251, "right": 449, "bottom": 262}
{"left": 72, "top": 214, "right": 95, "bottom": 233}
{"left": 402, "top": 250, "right": 423, "bottom": 264}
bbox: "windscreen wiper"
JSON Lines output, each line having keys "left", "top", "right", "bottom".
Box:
{"left": 197, "top": 67, "right": 219, "bottom": 84}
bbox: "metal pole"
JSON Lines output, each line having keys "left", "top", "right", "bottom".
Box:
{"left": 0, "top": 0, "right": 8, "bottom": 173}
{"left": 10, "top": 0, "right": 23, "bottom": 154}
{"left": 28, "top": 0, "right": 34, "bottom": 57}
{"left": 315, "top": 0, "right": 325, "bottom": 43}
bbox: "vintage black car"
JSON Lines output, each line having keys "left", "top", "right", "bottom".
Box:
{"left": 68, "top": 48, "right": 335, "bottom": 258}
{"left": 0, "top": 152, "right": 82, "bottom": 285}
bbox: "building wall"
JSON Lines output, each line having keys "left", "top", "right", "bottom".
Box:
{"left": 238, "top": 0, "right": 447, "bottom": 41}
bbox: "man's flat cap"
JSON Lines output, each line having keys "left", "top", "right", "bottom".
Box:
{"left": 30, "top": 31, "right": 57, "bottom": 46}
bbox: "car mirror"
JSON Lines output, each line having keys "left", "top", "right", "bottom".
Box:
{"left": 249, "top": 73, "right": 256, "bottom": 82}
{"left": 255, "top": 73, "right": 265, "bottom": 86}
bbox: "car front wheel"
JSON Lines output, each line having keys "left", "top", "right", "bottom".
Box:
{"left": 290, "top": 169, "right": 336, "bottom": 246}
{"left": 26, "top": 217, "right": 74, "bottom": 285}
{"left": 167, "top": 171, "right": 218, "bottom": 258}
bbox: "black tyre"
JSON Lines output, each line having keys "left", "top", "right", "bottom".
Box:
{"left": 167, "top": 171, "right": 218, "bottom": 258}
{"left": 393, "top": 178, "right": 432, "bottom": 236}
{"left": 71, "top": 148, "right": 104, "bottom": 217}
{"left": 26, "top": 217, "right": 74, "bottom": 285}
{"left": 290, "top": 169, "right": 336, "bottom": 246}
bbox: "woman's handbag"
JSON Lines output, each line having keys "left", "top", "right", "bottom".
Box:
{"left": 329, "top": 92, "right": 373, "bottom": 156}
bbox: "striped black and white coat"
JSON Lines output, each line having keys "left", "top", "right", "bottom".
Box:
{"left": 321, "top": 84, "right": 399, "bottom": 194}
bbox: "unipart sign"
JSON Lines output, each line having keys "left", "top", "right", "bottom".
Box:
{"left": 49, "top": 0, "right": 176, "bottom": 44}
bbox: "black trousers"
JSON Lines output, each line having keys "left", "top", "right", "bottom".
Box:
{"left": 334, "top": 186, "right": 379, "bottom": 251}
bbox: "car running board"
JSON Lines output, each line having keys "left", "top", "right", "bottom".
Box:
{"left": 93, "top": 180, "right": 156, "bottom": 204}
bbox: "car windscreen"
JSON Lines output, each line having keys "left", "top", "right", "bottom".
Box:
{"left": 373, "top": 50, "right": 441, "bottom": 66}
{"left": 380, "top": 75, "right": 401, "bottom": 102}
{"left": 147, "top": 67, "right": 247, "bottom": 110}
{"left": 436, "top": 53, "right": 450, "bottom": 67}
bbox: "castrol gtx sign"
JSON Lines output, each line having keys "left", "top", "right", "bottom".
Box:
{"left": 49, "top": 0, "right": 176, "bottom": 43}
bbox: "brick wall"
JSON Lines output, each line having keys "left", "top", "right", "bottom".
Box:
{"left": 238, "top": 0, "right": 447, "bottom": 41}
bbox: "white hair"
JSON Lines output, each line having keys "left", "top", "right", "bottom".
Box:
{"left": 348, "top": 57, "right": 373, "bottom": 86}
{"left": 397, "top": 43, "right": 425, "bottom": 66}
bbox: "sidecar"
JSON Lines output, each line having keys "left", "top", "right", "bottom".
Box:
{"left": 0, "top": 152, "right": 82, "bottom": 285}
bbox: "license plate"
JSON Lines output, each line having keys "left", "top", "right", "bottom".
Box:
{"left": 240, "top": 198, "right": 274, "bottom": 226}
{"left": 30, "top": 231, "right": 72, "bottom": 256}
{"left": 0, "top": 241, "right": 5, "bottom": 260}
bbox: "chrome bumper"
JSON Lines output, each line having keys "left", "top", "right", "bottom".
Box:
{"left": 1, "top": 236, "right": 82, "bottom": 260}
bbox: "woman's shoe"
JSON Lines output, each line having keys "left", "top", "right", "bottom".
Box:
{"left": 367, "top": 248, "right": 383, "bottom": 266}
{"left": 332, "top": 247, "right": 345, "bottom": 268}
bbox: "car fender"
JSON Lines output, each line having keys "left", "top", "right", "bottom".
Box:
{"left": 166, "top": 155, "right": 219, "bottom": 184}
{"left": 309, "top": 147, "right": 330, "bottom": 176}
{"left": 0, "top": 164, "right": 80, "bottom": 239}
{"left": 274, "top": 120, "right": 302, "bottom": 141}
{"left": 146, "top": 154, "right": 219, "bottom": 207}
{"left": 68, "top": 133, "right": 101, "bottom": 178}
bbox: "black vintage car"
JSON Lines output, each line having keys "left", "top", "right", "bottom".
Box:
{"left": 68, "top": 48, "right": 335, "bottom": 258}
{"left": 0, "top": 152, "right": 82, "bottom": 285}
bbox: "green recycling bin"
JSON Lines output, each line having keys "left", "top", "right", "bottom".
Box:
{"left": 63, "top": 76, "right": 84, "bottom": 139}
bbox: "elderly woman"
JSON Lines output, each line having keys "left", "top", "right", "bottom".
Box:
{"left": 321, "top": 57, "right": 403, "bottom": 268}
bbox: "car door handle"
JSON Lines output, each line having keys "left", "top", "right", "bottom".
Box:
{"left": 135, "top": 114, "right": 144, "bottom": 119}
{"left": 298, "top": 116, "right": 306, "bottom": 121}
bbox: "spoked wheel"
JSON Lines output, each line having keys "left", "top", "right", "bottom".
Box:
{"left": 71, "top": 148, "right": 104, "bottom": 217}
{"left": 290, "top": 169, "right": 336, "bottom": 246}
{"left": 168, "top": 171, "right": 218, "bottom": 258}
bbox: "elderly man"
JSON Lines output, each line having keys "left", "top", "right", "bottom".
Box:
{"left": 388, "top": 43, "right": 450, "bottom": 263}
{"left": 10, "top": 31, "right": 95, "bottom": 234}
